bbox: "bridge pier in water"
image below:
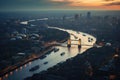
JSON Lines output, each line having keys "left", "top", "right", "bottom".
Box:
{"left": 67, "top": 39, "right": 71, "bottom": 48}
{"left": 78, "top": 39, "right": 81, "bottom": 49}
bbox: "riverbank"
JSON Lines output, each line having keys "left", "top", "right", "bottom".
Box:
{"left": 25, "top": 45, "right": 119, "bottom": 80}
{"left": 0, "top": 35, "right": 70, "bottom": 79}
{"left": 0, "top": 39, "right": 70, "bottom": 80}
{"left": 0, "top": 46, "right": 54, "bottom": 77}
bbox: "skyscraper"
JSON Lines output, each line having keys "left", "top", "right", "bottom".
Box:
{"left": 63, "top": 15, "right": 66, "bottom": 21}
{"left": 87, "top": 12, "right": 91, "bottom": 19}
{"left": 74, "top": 14, "right": 79, "bottom": 21}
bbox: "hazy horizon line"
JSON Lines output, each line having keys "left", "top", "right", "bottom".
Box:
{"left": 0, "top": 9, "right": 120, "bottom": 12}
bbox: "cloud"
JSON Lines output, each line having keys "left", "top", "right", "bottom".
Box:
{"left": 0, "top": 0, "right": 58, "bottom": 10}
{"left": 0, "top": 0, "right": 120, "bottom": 11}
{"left": 51, "top": 0, "right": 72, "bottom": 5}
{"left": 103, "top": 0, "right": 114, "bottom": 1}
{"left": 104, "top": 2, "right": 120, "bottom": 6}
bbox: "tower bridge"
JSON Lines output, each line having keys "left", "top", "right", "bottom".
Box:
{"left": 67, "top": 38, "right": 81, "bottom": 48}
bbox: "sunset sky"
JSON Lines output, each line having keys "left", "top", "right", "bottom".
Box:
{"left": 0, "top": 0, "right": 120, "bottom": 11}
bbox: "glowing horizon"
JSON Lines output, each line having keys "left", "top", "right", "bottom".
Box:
{"left": 0, "top": 0, "right": 119, "bottom": 11}
{"left": 51, "top": 0, "right": 120, "bottom": 10}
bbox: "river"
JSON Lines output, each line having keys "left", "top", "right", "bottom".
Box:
{"left": 3, "top": 25, "right": 96, "bottom": 80}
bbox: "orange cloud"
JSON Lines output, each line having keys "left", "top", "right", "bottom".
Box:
{"left": 104, "top": 1, "right": 120, "bottom": 6}
{"left": 50, "top": 0, "right": 120, "bottom": 10}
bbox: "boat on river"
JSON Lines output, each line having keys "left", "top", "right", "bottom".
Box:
{"left": 29, "top": 65, "right": 40, "bottom": 72}
{"left": 44, "top": 62, "right": 48, "bottom": 65}
{"left": 60, "top": 52, "right": 65, "bottom": 56}
{"left": 54, "top": 48, "right": 59, "bottom": 52}
{"left": 40, "top": 55, "right": 46, "bottom": 60}
{"left": 82, "top": 34, "right": 86, "bottom": 36}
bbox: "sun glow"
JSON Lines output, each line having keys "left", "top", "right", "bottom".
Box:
{"left": 51, "top": 0, "right": 120, "bottom": 10}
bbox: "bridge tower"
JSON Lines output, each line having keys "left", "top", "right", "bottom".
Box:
{"left": 78, "top": 39, "right": 81, "bottom": 48}
{"left": 67, "top": 39, "right": 71, "bottom": 47}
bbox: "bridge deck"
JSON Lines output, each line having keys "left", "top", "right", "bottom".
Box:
{"left": 70, "top": 40, "right": 79, "bottom": 41}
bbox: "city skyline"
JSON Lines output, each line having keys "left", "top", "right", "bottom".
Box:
{"left": 0, "top": 0, "right": 120, "bottom": 11}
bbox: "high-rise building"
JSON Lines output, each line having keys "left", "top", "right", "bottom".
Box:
{"left": 63, "top": 15, "right": 66, "bottom": 21}
{"left": 87, "top": 12, "right": 91, "bottom": 19}
{"left": 74, "top": 14, "right": 79, "bottom": 20}
{"left": 80, "top": 13, "right": 82, "bottom": 17}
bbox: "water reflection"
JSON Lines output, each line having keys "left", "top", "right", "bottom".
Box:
{"left": 78, "top": 48, "right": 81, "bottom": 52}
{"left": 68, "top": 47, "right": 71, "bottom": 53}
